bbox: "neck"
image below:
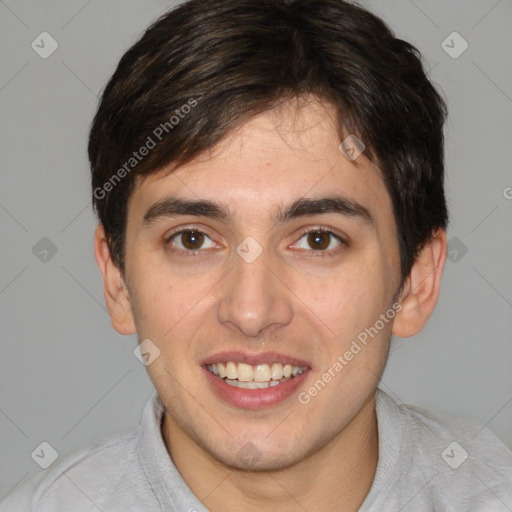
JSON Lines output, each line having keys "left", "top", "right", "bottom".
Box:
{"left": 162, "top": 394, "right": 379, "bottom": 512}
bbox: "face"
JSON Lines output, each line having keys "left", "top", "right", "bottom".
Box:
{"left": 120, "top": 97, "right": 402, "bottom": 470}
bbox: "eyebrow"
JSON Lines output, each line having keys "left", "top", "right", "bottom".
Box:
{"left": 142, "top": 194, "right": 374, "bottom": 228}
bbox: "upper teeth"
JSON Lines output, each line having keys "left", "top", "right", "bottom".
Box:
{"left": 207, "top": 362, "right": 307, "bottom": 382}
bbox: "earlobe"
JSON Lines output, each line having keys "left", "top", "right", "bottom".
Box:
{"left": 94, "top": 224, "right": 136, "bottom": 336}
{"left": 392, "top": 229, "right": 448, "bottom": 338}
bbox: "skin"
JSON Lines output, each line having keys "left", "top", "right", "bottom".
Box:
{"left": 95, "top": 96, "right": 447, "bottom": 511}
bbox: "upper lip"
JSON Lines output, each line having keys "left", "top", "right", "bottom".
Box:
{"left": 201, "top": 351, "right": 311, "bottom": 368}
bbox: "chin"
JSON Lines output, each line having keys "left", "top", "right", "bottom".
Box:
{"left": 220, "top": 448, "right": 303, "bottom": 472}
{"left": 200, "top": 433, "right": 309, "bottom": 472}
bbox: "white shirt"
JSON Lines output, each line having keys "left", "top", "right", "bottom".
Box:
{"left": 1, "top": 389, "right": 511, "bottom": 511}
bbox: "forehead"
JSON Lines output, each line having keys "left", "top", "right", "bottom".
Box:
{"left": 129, "top": 98, "right": 393, "bottom": 230}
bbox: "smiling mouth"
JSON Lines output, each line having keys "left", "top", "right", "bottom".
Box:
{"left": 205, "top": 362, "right": 308, "bottom": 389}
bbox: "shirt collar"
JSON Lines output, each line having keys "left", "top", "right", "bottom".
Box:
{"left": 137, "top": 391, "right": 208, "bottom": 511}
{"left": 137, "top": 388, "right": 403, "bottom": 510}
{"left": 358, "top": 388, "right": 406, "bottom": 510}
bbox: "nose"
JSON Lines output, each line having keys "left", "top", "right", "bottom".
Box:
{"left": 216, "top": 245, "right": 294, "bottom": 338}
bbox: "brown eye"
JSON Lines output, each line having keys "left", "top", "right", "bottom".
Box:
{"left": 307, "top": 231, "right": 331, "bottom": 250}
{"left": 167, "top": 229, "right": 216, "bottom": 253}
{"left": 180, "top": 230, "right": 204, "bottom": 250}
{"left": 293, "top": 229, "right": 345, "bottom": 256}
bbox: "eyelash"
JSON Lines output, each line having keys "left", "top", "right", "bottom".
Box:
{"left": 293, "top": 227, "right": 347, "bottom": 258}
{"left": 164, "top": 225, "right": 347, "bottom": 258}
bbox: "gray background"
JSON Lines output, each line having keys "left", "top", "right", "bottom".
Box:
{"left": 1, "top": 0, "right": 511, "bottom": 501}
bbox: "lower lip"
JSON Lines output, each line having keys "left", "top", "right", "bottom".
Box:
{"left": 203, "top": 367, "right": 309, "bottom": 410}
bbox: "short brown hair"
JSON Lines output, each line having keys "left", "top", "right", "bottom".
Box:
{"left": 89, "top": 0, "right": 448, "bottom": 284}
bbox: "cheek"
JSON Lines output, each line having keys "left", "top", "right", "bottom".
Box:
{"left": 129, "top": 261, "right": 206, "bottom": 337}
{"left": 299, "top": 262, "right": 388, "bottom": 336}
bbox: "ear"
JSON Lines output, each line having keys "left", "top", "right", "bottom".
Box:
{"left": 94, "top": 224, "right": 136, "bottom": 336}
{"left": 392, "top": 228, "right": 448, "bottom": 338}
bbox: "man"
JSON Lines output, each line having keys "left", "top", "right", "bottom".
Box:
{"left": 2, "top": 0, "right": 511, "bottom": 510}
